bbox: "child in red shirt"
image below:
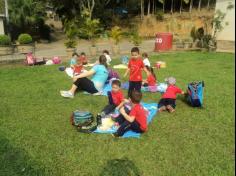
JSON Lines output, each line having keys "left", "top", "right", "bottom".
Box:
{"left": 97, "top": 80, "right": 125, "bottom": 124}
{"left": 142, "top": 66, "right": 157, "bottom": 87}
{"left": 124, "top": 47, "right": 148, "bottom": 97}
{"left": 158, "top": 77, "right": 185, "bottom": 113}
{"left": 73, "top": 52, "right": 88, "bottom": 76}
{"left": 113, "top": 90, "right": 148, "bottom": 137}
{"left": 78, "top": 52, "right": 88, "bottom": 65}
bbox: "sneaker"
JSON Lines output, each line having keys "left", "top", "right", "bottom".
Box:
{"left": 111, "top": 133, "right": 120, "bottom": 138}
{"left": 60, "top": 90, "right": 74, "bottom": 98}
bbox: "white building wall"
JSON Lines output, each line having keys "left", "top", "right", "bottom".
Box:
{"left": 215, "top": 0, "right": 235, "bottom": 41}
{"left": 0, "top": 18, "right": 4, "bottom": 34}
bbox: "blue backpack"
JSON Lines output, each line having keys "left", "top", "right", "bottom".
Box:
{"left": 187, "top": 81, "right": 204, "bottom": 107}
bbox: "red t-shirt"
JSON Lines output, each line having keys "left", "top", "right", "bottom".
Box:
{"left": 147, "top": 74, "right": 156, "bottom": 86}
{"left": 162, "top": 85, "right": 183, "bottom": 99}
{"left": 73, "top": 65, "right": 83, "bottom": 74}
{"left": 129, "top": 104, "right": 148, "bottom": 131}
{"left": 111, "top": 90, "right": 124, "bottom": 106}
{"left": 128, "top": 58, "right": 144, "bottom": 82}
{"left": 79, "top": 56, "right": 88, "bottom": 65}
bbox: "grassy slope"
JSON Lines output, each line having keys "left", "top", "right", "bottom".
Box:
{"left": 0, "top": 52, "right": 234, "bottom": 176}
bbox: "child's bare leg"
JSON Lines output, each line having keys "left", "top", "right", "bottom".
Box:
{"left": 69, "top": 84, "right": 77, "bottom": 95}
{"left": 158, "top": 106, "right": 166, "bottom": 112}
{"left": 166, "top": 105, "right": 175, "bottom": 113}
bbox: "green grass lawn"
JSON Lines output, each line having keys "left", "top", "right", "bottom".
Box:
{"left": 0, "top": 52, "right": 234, "bottom": 176}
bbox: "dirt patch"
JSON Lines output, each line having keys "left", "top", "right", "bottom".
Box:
{"left": 138, "top": 9, "right": 214, "bottom": 39}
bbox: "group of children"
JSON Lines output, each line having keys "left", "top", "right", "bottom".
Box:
{"left": 68, "top": 47, "right": 185, "bottom": 137}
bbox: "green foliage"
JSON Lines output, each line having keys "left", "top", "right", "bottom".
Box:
{"left": 77, "top": 11, "right": 102, "bottom": 46}
{"left": 8, "top": 0, "right": 49, "bottom": 40}
{"left": 0, "top": 35, "right": 11, "bottom": 46}
{"left": 155, "top": 10, "right": 164, "bottom": 21}
{"left": 63, "top": 20, "right": 78, "bottom": 48}
{"left": 17, "top": 33, "right": 33, "bottom": 44}
{"left": 64, "top": 40, "right": 77, "bottom": 48}
{"left": 130, "top": 31, "right": 142, "bottom": 46}
{"left": 109, "top": 26, "right": 123, "bottom": 45}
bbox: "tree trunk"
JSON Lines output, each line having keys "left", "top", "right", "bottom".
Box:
{"left": 163, "top": 0, "right": 165, "bottom": 13}
{"left": 152, "top": 0, "right": 155, "bottom": 15}
{"left": 198, "top": 0, "right": 202, "bottom": 11}
{"left": 207, "top": 0, "right": 210, "bottom": 9}
{"left": 147, "top": 0, "right": 151, "bottom": 16}
{"left": 180, "top": 0, "right": 183, "bottom": 14}
{"left": 141, "top": 0, "right": 144, "bottom": 20}
{"left": 189, "top": 0, "right": 193, "bottom": 13}
{"left": 171, "top": 0, "right": 174, "bottom": 14}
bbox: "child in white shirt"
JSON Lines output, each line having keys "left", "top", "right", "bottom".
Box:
{"left": 142, "top": 52, "right": 151, "bottom": 67}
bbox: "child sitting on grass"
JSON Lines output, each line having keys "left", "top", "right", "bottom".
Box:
{"left": 124, "top": 47, "right": 148, "bottom": 97}
{"left": 142, "top": 66, "right": 157, "bottom": 87}
{"left": 158, "top": 77, "right": 185, "bottom": 113}
{"left": 103, "top": 50, "right": 112, "bottom": 65}
{"left": 69, "top": 52, "right": 79, "bottom": 68}
{"left": 97, "top": 80, "right": 126, "bottom": 124}
{"left": 112, "top": 90, "right": 147, "bottom": 137}
{"left": 78, "top": 52, "right": 88, "bottom": 65}
{"left": 142, "top": 52, "right": 151, "bottom": 67}
{"left": 72, "top": 52, "right": 88, "bottom": 76}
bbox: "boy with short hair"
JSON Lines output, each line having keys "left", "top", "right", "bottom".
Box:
{"left": 124, "top": 47, "right": 147, "bottom": 97}
{"left": 158, "top": 77, "right": 185, "bottom": 113}
{"left": 97, "top": 79, "right": 125, "bottom": 123}
{"left": 113, "top": 90, "right": 148, "bottom": 137}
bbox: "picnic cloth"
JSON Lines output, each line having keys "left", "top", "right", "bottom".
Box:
{"left": 113, "top": 64, "right": 128, "bottom": 69}
{"left": 93, "top": 102, "right": 158, "bottom": 138}
{"left": 121, "top": 82, "right": 167, "bottom": 93}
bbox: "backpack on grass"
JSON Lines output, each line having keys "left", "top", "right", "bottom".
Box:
{"left": 187, "top": 81, "right": 204, "bottom": 107}
{"left": 70, "top": 110, "right": 97, "bottom": 133}
{"left": 24, "top": 53, "right": 36, "bottom": 65}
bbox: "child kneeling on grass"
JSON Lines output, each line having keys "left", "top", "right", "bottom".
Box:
{"left": 112, "top": 90, "right": 148, "bottom": 137}
{"left": 97, "top": 80, "right": 125, "bottom": 123}
{"left": 158, "top": 77, "right": 185, "bottom": 113}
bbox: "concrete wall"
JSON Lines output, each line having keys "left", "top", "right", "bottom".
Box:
{"left": 215, "top": 0, "right": 235, "bottom": 41}
{"left": 0, "top": 18, "right": 4, "bottom": 34}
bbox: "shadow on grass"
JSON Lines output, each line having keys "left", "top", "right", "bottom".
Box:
{"left": 99, "top": 157, "right": 141, "bottom": 176}
{"left": 0, "top": 134, "right": 47, "bottom": 176}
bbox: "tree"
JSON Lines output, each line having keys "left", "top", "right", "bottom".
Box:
{"left": 180, "top": 0, "right": 189, "bottom": 14}
{"left": 189, "top": 0, "right": 193, "bottom": 13}
{"left": 159, "top": 0, "right": 165, "bottom": 13}
{"left": 141, "top": 0, "right": 144, "bottom": 19}
{"left": 207, "top": 0, "right": 211, "bottom": 9}
{"left": 171, "top": 0, "right": 174, "bottom": 14}
{"left": 147, "top": 0, "right": 151, "bottom": 16}
{"left": 198, "top": 0, "right": 202, "bottom": 11}
{"left": 80, "top": 0, "right": 95, "bottom": 19}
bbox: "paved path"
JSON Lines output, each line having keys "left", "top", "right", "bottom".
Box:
{"left": 0, "top": 38, "right": 156, "bottom": 62}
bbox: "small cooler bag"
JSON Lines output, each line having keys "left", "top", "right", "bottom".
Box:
{"left": 187, "top": 81, "right": 204, "bottom": 107}
{"left": 70, "top": 110, "right": 94, "bottom": 127}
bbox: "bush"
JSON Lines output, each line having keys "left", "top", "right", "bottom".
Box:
{"left": 109, "top": 26, "right": 123, "bottom": 45}
{"left": 156, "top": 10, "right": 164, "bottom": 21}
{"left": 130, "top": 32, "right": 142, "bottom": 46}
{"left": 64, "top": 40, "right": 77, "bottom": 48}
{"left": 0, "top": 35, "right": 11, "bottom": 46}
{"left": 18, "top": 34, "right": 33, "bottom": 44}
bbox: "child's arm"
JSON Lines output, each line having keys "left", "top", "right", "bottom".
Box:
{"left": 73, "top": 69, "right": 95, "bottom": 81}
{"left": 116, "top": 99, "right": 129, "bottom": 110}
{"left": 119, "top": 107, "right": 135, "bottom": 122}
{"left": 123, "top": 68, "right": 130, "bottom": 78}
